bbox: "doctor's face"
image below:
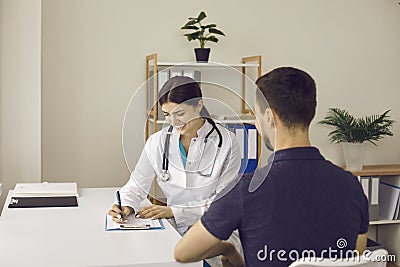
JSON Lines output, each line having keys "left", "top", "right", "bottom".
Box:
{"left": 161, "top": 101, "right": 202, "bottom": 135}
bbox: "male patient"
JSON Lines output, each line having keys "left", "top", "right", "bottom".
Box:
{"left": 174, "top": 67, "right": 369, "bottom": 267}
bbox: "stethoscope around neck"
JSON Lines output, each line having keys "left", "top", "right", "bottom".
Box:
{"left": 160, "top": 118, "right": 223, "bottom": 182}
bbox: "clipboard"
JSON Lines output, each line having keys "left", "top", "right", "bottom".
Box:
{"left": 105, "top": 214, "right": 165, "bottom": 231}
{"left": 8, "top": 196, "right": 78, "bottom": 208}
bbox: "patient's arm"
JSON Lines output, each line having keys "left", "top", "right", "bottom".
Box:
{"left": 174, "top": 221, "right": 244, "bottom": 267}
{"left": 356, "top": 232, "right": 368, "bottom": 254}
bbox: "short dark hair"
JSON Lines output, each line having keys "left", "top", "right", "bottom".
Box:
{"left": 158, "top": 76, "right": 210, "bottom": 118}
{"left": 255, "top": 67, "right": 316, "bottom": 128}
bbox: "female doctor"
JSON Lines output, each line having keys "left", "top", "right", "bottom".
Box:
{"left": 108, "top": 76, "right": 241, "bottom": 235}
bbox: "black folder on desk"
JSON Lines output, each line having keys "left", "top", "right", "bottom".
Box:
{"left": 8, "top": 196, "right": 78, "bottom": 208}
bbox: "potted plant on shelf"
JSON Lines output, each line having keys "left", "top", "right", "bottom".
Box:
{"left": 181, "top": 11, "right": 225, "bottom": 62}
{"left": 318, "top": 108, "right": 395, "bottom": 171}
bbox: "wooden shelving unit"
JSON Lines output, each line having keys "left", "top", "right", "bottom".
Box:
{"left": 351, "top": 164, "right": 400, "bottom": 177}
{"left": 348, "top": 164, "right": 400, "bottom": 266}
{"left": 145, "top": 53, "right": 262, "bottom": 140}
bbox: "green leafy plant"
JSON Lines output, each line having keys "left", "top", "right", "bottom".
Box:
{"left": 181, "top": 11, "right": 225, "bottom": 48}
{"left": 318, "top": 108, "right": 395, "bottom": 145}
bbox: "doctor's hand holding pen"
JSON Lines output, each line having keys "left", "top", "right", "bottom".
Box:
{"left": 108, "top": 204, "right": 134, "bottom": 223}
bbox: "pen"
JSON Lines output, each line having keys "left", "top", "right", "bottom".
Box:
{"left": 116, "top": 191, "right": 123, "bottom": 222}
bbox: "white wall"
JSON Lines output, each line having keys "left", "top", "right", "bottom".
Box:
{"left": 0, "top": 0, "right": 42, "bottom": 209}
{"left": 40, "top": 0, "right": 400, "bottom": 189}
{"left": 0, "top": 0, "right": 398, "bottom": 197}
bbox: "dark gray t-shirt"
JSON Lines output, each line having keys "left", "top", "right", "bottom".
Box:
{"left": 201, "top": 147, "right": 369, "bottom": 267}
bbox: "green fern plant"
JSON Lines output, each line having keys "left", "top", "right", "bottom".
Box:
{"left": 318, "top": 108, "right": 395, "bottom": 145}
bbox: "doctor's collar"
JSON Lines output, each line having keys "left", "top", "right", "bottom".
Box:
{"left": 196, "top": 119, "right": 214, "bottom": 138}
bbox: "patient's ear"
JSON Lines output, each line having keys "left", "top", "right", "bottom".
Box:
{"left": 197, "top": 100, "right": 203, "bottom": 110}
{"left": 267, "top": 108, "right": 276, "bottom": 128}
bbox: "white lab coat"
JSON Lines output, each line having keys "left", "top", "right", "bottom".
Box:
{"left": 119, "top": 120, "right": 241, "bottom": 234}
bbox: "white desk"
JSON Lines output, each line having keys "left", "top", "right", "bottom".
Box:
{"left": 0, "top": 187, "right": 200, "bottom": 267}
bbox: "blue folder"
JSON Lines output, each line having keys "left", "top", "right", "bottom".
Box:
{"left": 226, "top": 123, "right": 258, "bottom": 174}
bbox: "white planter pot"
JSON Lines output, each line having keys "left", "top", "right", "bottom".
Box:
{"left": 342, "top": 142, "right": 366, "bottom": 171}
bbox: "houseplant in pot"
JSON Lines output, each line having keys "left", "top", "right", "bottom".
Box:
{"left": 181, "top": 11, "right": 225, "bottom": 62}
{"left": 318, "top": 108, "right": 394, "bottom": 171}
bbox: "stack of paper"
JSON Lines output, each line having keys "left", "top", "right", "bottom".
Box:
{"left": 13, "top": 182, "right": 78, "bottom": 197}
